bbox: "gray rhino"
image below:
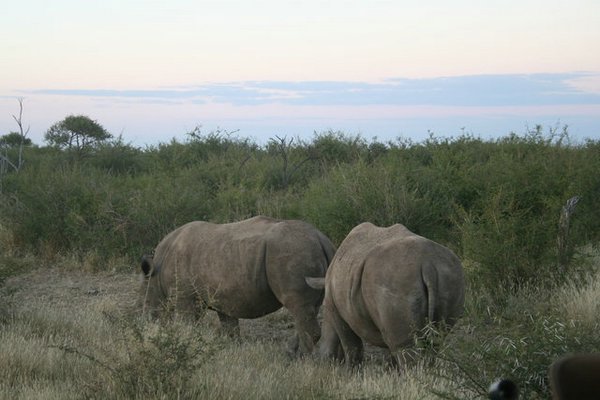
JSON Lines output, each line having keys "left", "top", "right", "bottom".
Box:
{"left": 139, "top": 216, "right": 335, "bottom": 355}
{"left": 307, "top": 222, "right": 464, "bottom": 366}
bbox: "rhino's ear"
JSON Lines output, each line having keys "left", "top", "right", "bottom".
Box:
{"left": 305, "top": 277, "right": 325, "bottom": 290}
{"left": 141, "top": 255, "right": 155, "bottom": 277}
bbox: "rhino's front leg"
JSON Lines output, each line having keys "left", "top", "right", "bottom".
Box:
{"left": 286, "top": 304, "right": 321, "bottom": 357}
{"left": 217, "top": 312, "right": 240, "bottom": 337}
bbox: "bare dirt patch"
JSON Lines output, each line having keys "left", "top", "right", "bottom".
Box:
{"left": 1, "top": 268, "right": 296, "bottom": 345}
{"left": 2, "top": 268, "right": 139, "bottom": 312}
{"left": 1, "top": 268, "right": 387, "bottom": 361}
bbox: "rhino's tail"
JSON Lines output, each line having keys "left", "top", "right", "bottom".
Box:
{"left": 421, "top": 262, "right": 440, "bottom": 324}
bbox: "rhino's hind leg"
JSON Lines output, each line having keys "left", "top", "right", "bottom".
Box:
{"left": 322, "top": 299, "right": 363, "bottom": 366}
{"left": 316, "top": 316, "right": 341, "bottom": 362}
{"left": 385, "top": 331, "right": 419, "bottom": 371}
{"left": 335, "top": 317, "right": 363, "bottom": 367}
{"left": 217, "top": 312, "right": 240, "bottom": 338}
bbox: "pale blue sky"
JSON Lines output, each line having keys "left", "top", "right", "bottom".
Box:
{"left": 1, "top": 1, "right": 599, "bottom": 145}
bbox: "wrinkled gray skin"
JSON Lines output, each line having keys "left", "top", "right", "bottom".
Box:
{"left": 139, "top": 216, "right": 335, "bottom": 356}
{"left": 307, "top": 222, "right": 464, "bottom": 366}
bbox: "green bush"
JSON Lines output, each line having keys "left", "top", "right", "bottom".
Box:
{"left": 423, "top": 274, "right": 600, "bottom": 399}
{"left": 88, "top": 139, "right": 147, "bottom": 175}
{"left": 454, "top": 133, "right": 598, "bottom": 288}
{"left": 0, "top": 128, "right": 598, "bottom": 291}
{"left": 2, "top": 165, "right": 110, "bottom": 255}
{"left": 57, "top": 313, "right": 224, "bottom": 399}
{"left": 300, "top": 158, "right": 452, "bottom": 245}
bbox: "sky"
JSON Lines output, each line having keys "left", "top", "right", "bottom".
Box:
{"left": 1, "top": 0, "right": 600, "bottom": 146}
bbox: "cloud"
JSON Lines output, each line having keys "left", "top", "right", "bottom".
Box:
{"left": 29, "top": 72, "right": 600, "bottom": 108}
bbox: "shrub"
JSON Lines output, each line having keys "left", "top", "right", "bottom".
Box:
{"left": 57, "top": 313, "right": 223, "bottom": 399}
{"left": 300, "top": 158, "right": 449, "bottom": 245}
{"left": 1, "top": 165, "right": 110, "bottom": 255}
{"left": 454, "top": 133, "right": 596, "bottom": 289}
{"left": 0, "top": 128, "right": 598, "bottom": 286}
{"left": 418, "top": 270, "right": 600, "bottom": 399}
{"left": 88, "top": 138, "right": 147, "bottom": 175}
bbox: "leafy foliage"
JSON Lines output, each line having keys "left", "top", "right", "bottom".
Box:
{"left": 57, "top": 313, "right": 223, "bottom": 399}
{"left": 0, "top": 132, "right": 32, "bottom": 147}
{"left": 1, "top": 127, "right": 599, "bottom": 288}
{"left": 416, "top": 277, "right": 600, "bottom": 399}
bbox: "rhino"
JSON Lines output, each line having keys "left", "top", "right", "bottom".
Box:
{"left": 306, "top": 222, "right": 465, "bottom": 366}
{"left": 138, "top": 216, "right": 335, "bottom": 355}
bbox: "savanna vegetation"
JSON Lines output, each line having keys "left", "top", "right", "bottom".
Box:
{"left": 1, "top": 111, "right": 599, "bottom": 398}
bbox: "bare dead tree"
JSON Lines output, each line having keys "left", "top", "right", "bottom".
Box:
{"left": 557, "top": 195, "right": 581, "bottom": 273}
{"left": 0, "top": 98, "right": 30, "bottom": 192}
{"left": 11, "top": 98, "right": 30, "bottom": 171}
{"left": 0, "top": 149, "right": 6, "bottom": 193}
{"left": 269, "top": 135, "right": 314, "bottom": 189}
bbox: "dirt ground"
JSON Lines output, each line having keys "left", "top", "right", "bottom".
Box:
{"left": 1, "top": 268, "right": 301, "bottom": 345}
{"left": 1, "top": 268, "right": 387, "bottom": 361}
{"left": 2, "top": 268, "right": 139, "bottom": 311}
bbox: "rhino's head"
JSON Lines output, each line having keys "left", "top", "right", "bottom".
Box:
{"left": 138, "top": 254, "right": 164, "bottom": 318}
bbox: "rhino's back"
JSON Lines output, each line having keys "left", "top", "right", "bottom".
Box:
{"left": 153, "top": 216, "right": 331, "bottom": 318}
{"left": 331, "top": 222, "right": 459, "bottom": 283}
{"left": 154, "top": 217, "right": 282, "bottom": 317}
{"left": 326, "top": 222, "right": 414, "bottom": 287}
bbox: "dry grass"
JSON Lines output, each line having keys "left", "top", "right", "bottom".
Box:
{"left": 0, "top": 268, "right": 458, "bottom": 399}
{"left": 555, "top": 275, "right": 600, "bottom": 328}
{"left": 555, "top": 246, "right": 600, "bottom": 327}
{"left": 2, "top": 258, "right": 599, "bottom": 399}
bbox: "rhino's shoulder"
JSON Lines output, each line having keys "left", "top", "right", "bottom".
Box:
{"left": 347, "top": 222, "right": 415, "bottom": 245}
{"left": 243, "top": 215, "right": 279, "bottom": 225}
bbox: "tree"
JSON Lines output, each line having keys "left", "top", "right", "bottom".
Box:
{"left": 44, "top": 115, "right": 112, "bottom": 156}
{"left": 0, "top": 131, "right": 32, "bottom": 176}
{"left": 1, "top": 98, "right": 30, "bottom": 170}
{"left": 0, "top": 132, "right": 32, "bottom": 147}
{"left": 1, "top": 99, "right": 30, "bottom": 191}
{"left": 267, "top": 135, "right": 315, "bottom": 189}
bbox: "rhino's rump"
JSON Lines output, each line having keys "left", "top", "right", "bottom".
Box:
{"left": 332, "top": 242, "right": 427, "bottom": 347}
{"left": 326, "top": 222, "right": 462, "bottom": 348}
